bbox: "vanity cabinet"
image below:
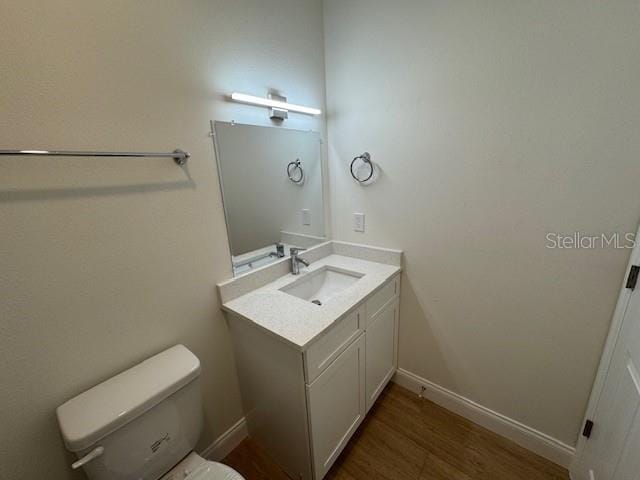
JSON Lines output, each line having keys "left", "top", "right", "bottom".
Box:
{"left": 227, "top": 273, "right": 400, "bottom": 480}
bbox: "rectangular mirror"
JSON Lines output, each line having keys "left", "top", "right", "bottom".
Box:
{"left": 212, "top": 121, "right": 326, "bottom": 275}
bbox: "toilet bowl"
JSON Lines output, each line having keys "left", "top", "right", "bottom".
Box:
{"left": 184, "top": 461, "right": 242, "bottom": 480}
{"left": 162, "top": 452, "right": 242, "bottom": 480}
{"left": 56, "top": 345, "right": 245, "bottom": 480}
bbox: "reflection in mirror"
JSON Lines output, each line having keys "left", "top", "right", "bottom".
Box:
{"left": 213, "top": 121, "right": 326, "bottom": 276}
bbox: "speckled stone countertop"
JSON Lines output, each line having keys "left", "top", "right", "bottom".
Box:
{"left": 221, "top": 252, "right": 401, "bottom": 350}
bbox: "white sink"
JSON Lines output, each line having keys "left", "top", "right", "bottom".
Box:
{"left": 280, "top": 266, "right": 364, "bottom": 305}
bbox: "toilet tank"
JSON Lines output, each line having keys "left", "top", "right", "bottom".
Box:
{"left": 56, "top": 345, "right": 203, "bottom": 480}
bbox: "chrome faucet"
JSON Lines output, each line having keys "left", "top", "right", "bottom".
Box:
{"left": 290, "top": 247, "right": 309, "bottom": 275}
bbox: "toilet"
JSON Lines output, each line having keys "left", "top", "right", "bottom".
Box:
{"left": 56, "top": 345, "right": 244, "bottom": 480}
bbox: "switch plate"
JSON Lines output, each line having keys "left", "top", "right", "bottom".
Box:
{"left": 353, "top": 212, "right": 365, "bottom": 232}
{"left": 302, "top": 209, "right": 311, "bottom": 226}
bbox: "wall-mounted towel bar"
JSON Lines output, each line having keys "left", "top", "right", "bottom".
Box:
{"left": 0, "top": 148, "right": 190, "bottom": 165}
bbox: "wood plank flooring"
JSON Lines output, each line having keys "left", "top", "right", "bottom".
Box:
{"left": 223, "top": 383, "right": 570, "bottom": 480}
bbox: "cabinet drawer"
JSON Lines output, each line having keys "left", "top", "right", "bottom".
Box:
{"left": 366, "top": 275, "right": 400, "bottom": 323}
{"left": 304, "top": 306, "right": 363, "bottom": 383}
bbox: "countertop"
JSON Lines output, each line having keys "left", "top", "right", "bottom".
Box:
{"left": 221, "top": 254, "right": 401, "bottom": 350}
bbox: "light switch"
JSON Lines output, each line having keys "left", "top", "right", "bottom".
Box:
{"left": 302, "top": 209, "right": 311, "bottom": 226}
{"left": 353, "top": 212, "right": 365, "bottom": 232}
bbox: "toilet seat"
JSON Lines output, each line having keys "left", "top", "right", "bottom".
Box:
{"left": 185, "top": 461, "right": 244, "bottom": 480}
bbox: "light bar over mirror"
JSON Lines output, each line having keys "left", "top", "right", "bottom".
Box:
{"left": 230, "top": 92, "right": 322, "bottom": 116}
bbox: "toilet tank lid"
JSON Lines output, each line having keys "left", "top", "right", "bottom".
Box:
{"left": 56, "top": 344, "right": 201, "bottom": 452}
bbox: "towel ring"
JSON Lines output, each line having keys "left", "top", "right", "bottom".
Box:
{"left": 287, "top": 159, "right": 304, "bottom": 184}
{"left": 350, "top": 152, "right": 374, "bottom": 183}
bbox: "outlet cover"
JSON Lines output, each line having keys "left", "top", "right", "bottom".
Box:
{"left": 353, "top": 212, "right": 365, "bottom": 232}
{"left": 302, "top": 209, "right": 311, "bottom": 226}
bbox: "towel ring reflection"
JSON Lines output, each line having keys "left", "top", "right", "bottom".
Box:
{"left": 350, "top": 152, "right": 374, "bottom": 183}
{"left": 287, "top": 159, "right": 304, "bottom": 184}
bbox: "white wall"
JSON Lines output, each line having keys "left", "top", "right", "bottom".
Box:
{"left": 324, "top": 0, "right": 640, "bottom": 445}
{"left": 0, "top": 1, "right": 326, "bottom": 479}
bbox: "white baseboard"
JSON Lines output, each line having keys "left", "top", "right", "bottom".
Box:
{"left": 393, "top": 368, "right": 576, "bottom": 468}
{"left": 200, "top": 417, "right": 248, "bottom": 461}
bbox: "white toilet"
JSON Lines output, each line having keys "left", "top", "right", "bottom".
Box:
{"left": 56, "top": 345, "right": 244, "bottom": 480}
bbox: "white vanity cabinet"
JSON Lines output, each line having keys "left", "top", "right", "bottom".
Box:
{"left": 227, "top": 273, "right": 400, "bottom": 480}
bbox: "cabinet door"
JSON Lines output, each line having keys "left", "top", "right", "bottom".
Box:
{"left": 306, "top": 335, "right": 365, "bottom": 479}
{"left": 365, "top": 297, "right": 398, "bottom": 412}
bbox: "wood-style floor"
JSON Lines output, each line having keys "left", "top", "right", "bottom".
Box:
{"left": 223, "top": 383, "right": 570, "bottom": 480}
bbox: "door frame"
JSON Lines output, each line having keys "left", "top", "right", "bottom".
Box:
{"left": 570, "top": 224, "right": 640, "bottom": 475}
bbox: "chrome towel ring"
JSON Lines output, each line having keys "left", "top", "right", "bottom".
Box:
{"left": 287, "top": 158, "right": 304, "bottom": 184}
{"left": 350, "top": 152, "right": 374, "bottom": 183}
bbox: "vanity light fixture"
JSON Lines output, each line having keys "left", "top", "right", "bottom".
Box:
{"left": 230, "top": 92, "right": 322, "bottom": 117}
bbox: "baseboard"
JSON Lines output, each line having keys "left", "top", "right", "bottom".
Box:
{"left": 201, "top": 373, "right": 575, "bottom": 467}
{"left": 200, "top": 417, "right": 248, "bottom": 461}
{"left": 392, "top": 368, "right": 576, "bottom": 468}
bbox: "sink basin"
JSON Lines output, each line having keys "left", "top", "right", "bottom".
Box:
{"left": 280, "top": 266, "right": 364, "bottom": 305}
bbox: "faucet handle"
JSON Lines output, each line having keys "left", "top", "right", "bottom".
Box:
{"left": 290, "top": 247, "right": 307, "bottom": 256}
